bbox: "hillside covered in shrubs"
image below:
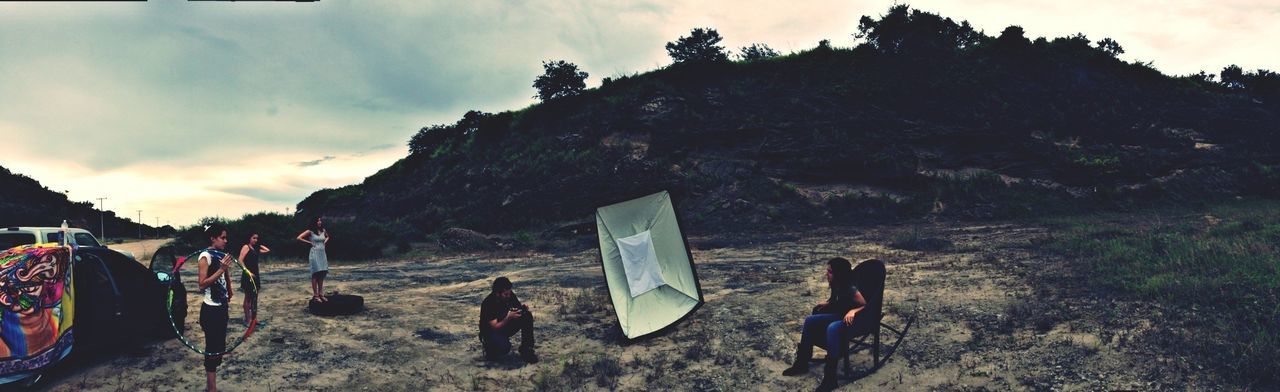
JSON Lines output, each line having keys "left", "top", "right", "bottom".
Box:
{"left": 295, "top": 5, "right": 1280, "bottom": 252}
{"left": 0, "top": 165, "right": 166, "bottom": 240}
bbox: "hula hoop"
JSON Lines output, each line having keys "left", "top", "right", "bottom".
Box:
{"left": 161, "top": 248, "right": 258, "bottom": 356}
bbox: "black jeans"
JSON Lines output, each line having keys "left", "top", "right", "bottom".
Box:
{"left": 200, "top": 303, "right": 228, "bottom": 372}
{"left": 482, "top": 308, "right": 535, "bottom": 357}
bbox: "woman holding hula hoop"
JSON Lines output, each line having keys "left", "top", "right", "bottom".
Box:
{"left": 239, "top": 232, "right": 270, "bottom": 327}
{"left": 198, "top": 223, "right": 234, "bottom": 392}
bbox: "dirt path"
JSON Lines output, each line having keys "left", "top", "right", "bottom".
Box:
{"left": 106, "top": 239, "right": 172, "bottom": 262}
{"left": 35, "top": 222, "right": 1212, "bottom": 391}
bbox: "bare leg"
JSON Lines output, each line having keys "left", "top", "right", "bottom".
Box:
{"left": 242, "top": 294, "right": 252, "bottom": 324}
{"left": 206, "top": 370, "right": 217, "bottom": 392}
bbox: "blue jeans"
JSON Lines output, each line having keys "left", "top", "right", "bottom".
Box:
{"left": 482, "top": 309, "right": 535, "bottom": 358}
{"left": 795, "top": 313, "right": 851, "bottom": 363}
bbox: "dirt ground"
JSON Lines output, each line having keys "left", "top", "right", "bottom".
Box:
{"left": 107, "top": 239, "right": 172, "bottom": 262}
{"left": 30, "top": 221, "right": 1218, "bottom": 391}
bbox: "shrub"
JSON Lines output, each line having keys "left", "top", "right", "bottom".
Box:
{"left": 532, "top": 60, "right": 588, "bottom": 101}
{"left": 738, "top": 43, "right": 779, "bottom": 61}
{"left": 666, "top": 28, "right": 728, "bottom": 64}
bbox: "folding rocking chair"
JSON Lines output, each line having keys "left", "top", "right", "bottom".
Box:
{"left": 843, "top": 259, "right": 914, "bottom": 374}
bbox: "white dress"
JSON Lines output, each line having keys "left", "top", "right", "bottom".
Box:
{"left": 308, "top": 231, "right": 328, "bottom": 274}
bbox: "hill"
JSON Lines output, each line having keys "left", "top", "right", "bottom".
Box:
{"left": 297, "top": 5, "right": 1280, "bottom": 244}
{"left": 0, "top": 165, "right": 162, "bottom": 239}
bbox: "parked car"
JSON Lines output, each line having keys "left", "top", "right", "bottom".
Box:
{"left": 0, "top": 227, "right": 135, "bottom": 260}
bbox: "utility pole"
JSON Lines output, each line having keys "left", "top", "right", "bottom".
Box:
{"left": 137, "top": 210, "right": 142, "bottom": 239}
{"left": 96, "top": 197, "right": 107, "bottom": 240}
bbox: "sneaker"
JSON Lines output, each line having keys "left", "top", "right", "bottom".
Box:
{"left": 518, "top": 347, "right": 539, "bottom": 364}
{"left": 782, "top": 364, "right": 808, "bottom": 376}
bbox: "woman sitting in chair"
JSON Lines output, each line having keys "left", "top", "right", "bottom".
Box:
{"left": 783, "top": 257, "right": 866, "bottom": 392}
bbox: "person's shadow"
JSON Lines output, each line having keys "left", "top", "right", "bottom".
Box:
{"left": 477, "top": 353, "right": 529, "bottom": 370}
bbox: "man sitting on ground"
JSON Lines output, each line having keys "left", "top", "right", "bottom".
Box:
{"left": 478, "top": 277, "right": 538, "bottom": 363}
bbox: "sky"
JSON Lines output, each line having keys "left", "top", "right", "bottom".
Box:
{"left": 1, "top": 0, "right": 1276, "bottom": 228}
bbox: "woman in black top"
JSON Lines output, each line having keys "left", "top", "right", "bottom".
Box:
{"left": 782, "top": 257, "right": 867, "bottom": 392}
{"left": 238, "top": 232, "right": 270, "bottom": 327}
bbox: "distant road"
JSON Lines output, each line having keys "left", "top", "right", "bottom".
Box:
{"left": 108, "top": 238, "right": 173, "bottom": 263}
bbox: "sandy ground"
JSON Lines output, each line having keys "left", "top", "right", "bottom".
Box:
{"left": 107, "top": 239, "right": 172, "bottom": 262}
{"left": 27, "top": 222, "right": 1216, "bottom": 391}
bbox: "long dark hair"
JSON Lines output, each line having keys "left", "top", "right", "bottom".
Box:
{"left": 243, "top": 231, "right": 260, "bottom": 250}
{"left": 307, "top": 216, "right": 325, "bottom": 234}
{"left": 827, "top": 257, "right": 853, "bottom": 291}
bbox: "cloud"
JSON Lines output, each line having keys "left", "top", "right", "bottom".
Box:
{"left": 216, "top": 186, "right": 309, "bottom": 204}
{"left": 355, "top": 144, "right": 397, "bottom": 157}
{"left": 1, "top": 0, "right": 1276, "bottom": 226}
{"left": 296, "top": 156, "right": 336, "bottom": 168}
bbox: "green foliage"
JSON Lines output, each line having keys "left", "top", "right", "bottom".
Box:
{"left": 996, "top": 25, "right": 1029, "bottom": 47}
{"left": 531, "top": 352, "right": 623, "bottom": 391}
{"left": 1052, "top": 32, "right": 1092, "bottom": 52}
{"left": 1071, "top": 153, "right": 1121, "bottom": 175}
{"left": 737, "top": 43, "right": 779, "bottom": 61}
{"left": 855, "top": 5, "right": 983, "bottom": 54}
{"left": 174, "top": 212, "right": 403, "bottom": 262}
{"left": 1045, "top": 200, "right": 1280, "bottom": 387}
{"left": 0, "top": 165, "right": 156, "bottom": 239}
{"left": 1185, "top": 70, "right": 1217, "bottom": 87}
{"left": 1095, "top": 37, "right": 1124, "bottom": 57}
{"left": 1220, "top": 66, "right": 1280, "bottom": 97}
{"left": 1221, "top": 64, "right": 1245, "bottom": 89}
{"left": 302, "top": 3, "right": 1280, "bottom": 255}
{"left": 665, "top": 27, "right": 728, "bottom": 64}
{"left": 532, "top": 60, "right": 588, "bottom": 101}
{"left": 406, "top": 110, "right": 504, "bottom": 157}
{"left": 407, "top": 124, "right": 455, "bottom": 156}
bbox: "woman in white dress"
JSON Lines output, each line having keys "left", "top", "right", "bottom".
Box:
{"left": 296, "top": 217, "right": 330, "bottom": 302}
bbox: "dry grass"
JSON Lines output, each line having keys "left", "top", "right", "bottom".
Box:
{"left": 30, "top": 214, "right": 1257, "bottom": 391}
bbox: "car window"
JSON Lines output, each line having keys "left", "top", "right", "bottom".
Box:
{"left": 46, "top": 232, "right": 63, "bottom": 243}
{"left": 0, "top": 233, "right": 37, "bottom": 250}
{"left": 74, "top": 233, "right": 101, "bottom": 247}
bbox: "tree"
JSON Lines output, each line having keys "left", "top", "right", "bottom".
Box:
{"left": 1188, "top": 70, "right": 1216, "bottom": 84}
{"left": 1095, "top": 38, "right": 1124, "bottom": 57}
{"left": 408, "top": 124, "right": 453, "bottom": 155}
{"left": 1247, "top": 69, "right": 1280, "bottom": 97}
{"left": 666, "top": 28, "right": 728, "bottom": 64}
{"left": 855, "top": 5, "right": 983, "bottom": 54}
{"left": 532, "top": 60, "right": 588, "bottom": 101}
{"left": 407, "top": 110, "right": 492, "bottom": 156}
{"left": 738, "top": 43, "right": 779, "bottom": 61}
{"left": 1052, "top": 33, "right": 1092, "bottom": 51}
{"left": 994, "top": 25, "right": 1029, "bottom": 50}
{"left": 1221, "top": 65, "right": 1245, "bottom": 89}
{"left": 997, "top": 25, "right": 1025, "bottom": 41}
{"left": 855, "top": 4, "right": 910, "bottom": 53}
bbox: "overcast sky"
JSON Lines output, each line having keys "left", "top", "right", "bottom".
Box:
{"left": 1, "top": 0, "right": 1276, "bottom": 229}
